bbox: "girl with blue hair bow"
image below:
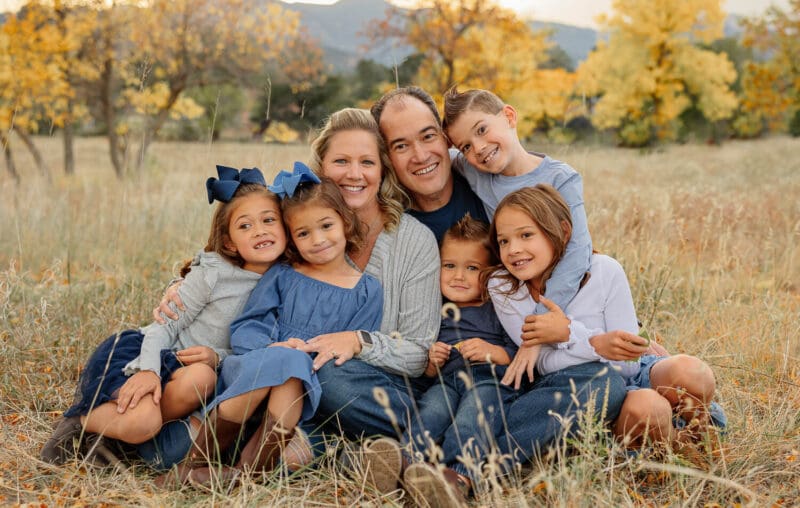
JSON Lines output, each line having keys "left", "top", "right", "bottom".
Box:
{"left": 165, "top": 163, "right": 384, "bottom": 486}
{"left": 41, "top": 166, "right": 287, "bottom": 466}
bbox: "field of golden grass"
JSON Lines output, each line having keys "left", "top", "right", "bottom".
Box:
{"left": 1, "top": 135, "right": 798, "bottom": 506}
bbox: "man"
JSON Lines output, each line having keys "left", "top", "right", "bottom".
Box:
{"left": 370, "top": 86, "right": 487, "bottom": 241}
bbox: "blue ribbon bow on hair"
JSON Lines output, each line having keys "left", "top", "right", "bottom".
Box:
{"left": 206, "top": 165, "right": 266, "bottom": 204}
{"left": 268, "top": 161, "right": 321, "bottom": 199}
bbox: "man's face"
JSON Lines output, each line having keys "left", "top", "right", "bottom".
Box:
{"left": 379, "top": 97, "right": 452, "bottom": 202}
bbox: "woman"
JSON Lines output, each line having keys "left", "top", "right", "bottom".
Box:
{"left": 152, "top": 109, "right": 441, "bottom": 481}
{"left": 297, "top": 108, "right": 441, "bottom": 439}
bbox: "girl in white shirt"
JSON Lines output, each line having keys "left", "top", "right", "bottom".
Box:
{"left": 489, "top": 184, "right": 720, "bottom": 459}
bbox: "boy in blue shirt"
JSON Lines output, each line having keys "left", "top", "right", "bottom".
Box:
{"left": 443, "top": 88, "right": 592, "bottom": 320}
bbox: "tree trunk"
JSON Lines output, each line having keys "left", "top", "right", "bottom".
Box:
{"left": 101, "top": 53, "right": 125, "bottom": 178}
{"left": 14, "top": 128, "right": 52, "bottom": 182}
{"left": 1, "top": 132, "right": 20, "bottom": 183}
{"left": 135, "top": 83, "right": 185, "bottom": 171}
{"left": 63, "top": 119, "right": 75, "bottom": 175}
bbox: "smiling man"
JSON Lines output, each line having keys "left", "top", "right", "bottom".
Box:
{"left": 370, "top": 86, "right": 488, "bottom": 241}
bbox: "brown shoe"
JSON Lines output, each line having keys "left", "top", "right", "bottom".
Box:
{"left": 185, "top": 409, "right": 243, "bottom": 467}
{"left": 155, "top": 410, "right": 243, "bottom": 488}
{"left": 361, "top": 437, "right": 403, "bottom": 494}
{"left": 40, "top": 416, "right": 83, "bottom": 464}
{"left": 403, "top": 463, "right": 466, "bottom": 508}
{"left": 237, "top": 413, "right": 295, "bottom": 475}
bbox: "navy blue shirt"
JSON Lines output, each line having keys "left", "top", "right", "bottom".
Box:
{"left": 408, "top": 172, "right": 488, "bottom": 243}
{"left": 438, "top": 301, "right": 517, "bottom": 376}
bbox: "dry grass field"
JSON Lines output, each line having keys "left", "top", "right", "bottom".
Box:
{"left": 1, "top": 135, "right": 798, "bottom": 506}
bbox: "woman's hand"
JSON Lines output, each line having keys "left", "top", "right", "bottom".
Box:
{"left": 269, "top": 338, "right": 306, "bottom": 349}
{"left": 501, "top": 345, "right": 541, "bottom": 390}
{"left": 458, "top": 338, "right": 511, "bottom": 365}
{"left": 297, "top": 331, "right": 362, "bottom": 371}
{"left": 589, "top": 330, "right": 649, "bottom": 361}
{"left": 520, "top": 296, "right": 570, "bottom": 346}
{"left": 176, "top": 346, "right": 218, "bottom": 369}
{"left": 116, "top": 370, "right": 161, "bottom": 413}
{"left": 424, "top": 342, "right": 451, "bottom": 377}
{"left": 153, "top": 281, "right": 185, "bottom": 324}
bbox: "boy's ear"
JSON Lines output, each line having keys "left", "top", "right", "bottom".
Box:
{"left": 502, "top": 104, "right": 518, "bottom": 128}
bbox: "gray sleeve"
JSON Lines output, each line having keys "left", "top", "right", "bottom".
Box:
{"left": 126, "top": 263, "right": 215, "bottom": 375}
{"left": 357, "top": 224, "right": 441, "bottom": 377}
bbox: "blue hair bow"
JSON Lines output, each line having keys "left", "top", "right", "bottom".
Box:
{"left": 206, "top": 165, "right": 266, "bottom": 204}
{"left": 268, "top": 161, "right": 321, "bottom": 199}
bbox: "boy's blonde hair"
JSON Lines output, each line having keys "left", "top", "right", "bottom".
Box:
{"left": 442, "top": 87, "right": 505, "bottom": 134}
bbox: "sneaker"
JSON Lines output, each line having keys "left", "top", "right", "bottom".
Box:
{"left": 403, "top": 463, "right": 466, "bottom": 508}
{"left": 360, "top": 437, "right": 403, "bottom": 494}
{"left": 40, "top": 416, "right": 83, "bottom": 464}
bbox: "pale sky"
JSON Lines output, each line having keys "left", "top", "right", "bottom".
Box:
{"left": 1, "top": 0, "right": 793, "bottom": 27}
{"left": 284, "top": 0, "right": 793, "bottom": 28}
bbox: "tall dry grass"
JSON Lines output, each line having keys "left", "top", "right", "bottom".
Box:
{"left": 1, "top": 135, "right": 798, "bottom": 506}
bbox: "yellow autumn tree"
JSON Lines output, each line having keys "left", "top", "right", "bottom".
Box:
{"left": 0, "top": 0, "right": 72, "bottom": 181}
{"left": 371, "top": 0, "right": 570, "bottom": 138}
{"left": 576, "top": 0, "right": 738, "bottom": 146}
{"left": 117, "top": 0, "right": 302, "bottom": 172}
{"left": 739, "top": 0, "right": 800, "bottom": 136}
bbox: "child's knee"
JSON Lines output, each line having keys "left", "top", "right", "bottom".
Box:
{"left": 621, "top": 389, "right": 672, "bottom": 424}
{"left": 177, "top": 363, "right": 218, "bottom": 397}
{"left": 652, "top": 355, "right": 716, "bottom": 403}
{"left": 121, "top": 403, "right": 163, "bottom": 443}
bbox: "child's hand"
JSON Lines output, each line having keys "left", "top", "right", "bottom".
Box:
{"left": 589, "top": 330, "right": 649, "bottom": 361}
{"left": 117, "top": 370, "right": 161, "bottom": 414}
{"left": 176, "top": 346, "right": 218, "bottom": 368}
{"left": 521, "top": 296, "right": 570, "bottom": 346}
{"left": 424, "top": 342, "right": 451, "bottom": 376}
{"left": 269, "top": 338, "right": 306, "bottom": 349}
{"left": 458, "top": 338, "right": 510, "bottom": 365}
{"left": 153, "top": 281, "right": 185, "bottom": 324}
{"left": 501, "top": 345, "right": 540, "bottom": 390}
{"left": 644, "top": 340, "right": 670, "bottom": 357}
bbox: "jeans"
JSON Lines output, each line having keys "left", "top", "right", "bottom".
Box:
{"left": 499, "top": 361, "right": 626, "bottom": 463}
{"left": 306, "top": 358, "right": 429, "bottom": 442}
{"left": 135, "top": 418, "right": 193, "bottom": 471}
{"left": 405, "top": 363, "right": 515, "bottom": 481}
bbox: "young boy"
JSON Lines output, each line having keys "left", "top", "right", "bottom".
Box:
{"left": 401, "top": 215, "right": 517, "bottom": 502}
{"left": 442, "top": 87, "right": 592, "bottom": 319}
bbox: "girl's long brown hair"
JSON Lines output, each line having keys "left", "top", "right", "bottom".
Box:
{"left": 488, "top": 184, "right": 573, "bottom": 297}
{"left": 280, "top": 177, "right": 364, "bottom": 266}
{"left": 180, "top": 183, "right": 280, "bottom": 276}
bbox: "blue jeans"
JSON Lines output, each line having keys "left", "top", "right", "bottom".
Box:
{"left": 135, "top": 418, "right": 193, "bottom": 471}
{"left": 499, "top": 361, "right": 626, "bottom": 463}
{"left": 405, "top": 363, "right": 515, "bottom": 481}
{"left": 306, "top": 359, "right": 429, "bottom": 442}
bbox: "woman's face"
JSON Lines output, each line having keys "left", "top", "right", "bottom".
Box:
{"left": 319, "top": 129, "right": 382, "bottom": 215}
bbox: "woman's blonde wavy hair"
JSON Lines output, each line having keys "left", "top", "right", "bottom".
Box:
{"left": 310, "top": 108, "right": 410, "bottom": 232}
